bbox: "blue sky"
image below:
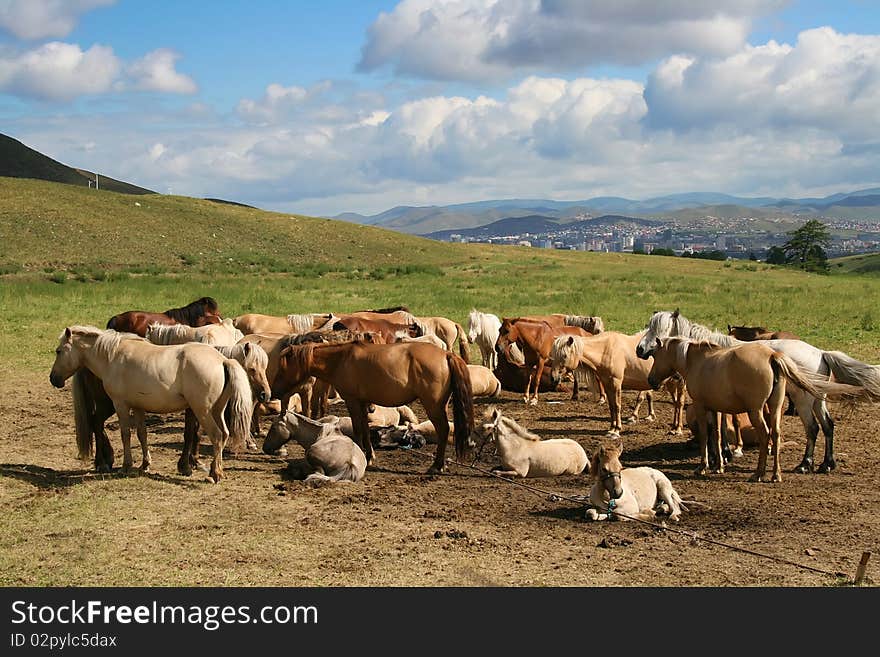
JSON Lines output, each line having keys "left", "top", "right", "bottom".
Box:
{"left": 2, "top": 1, "right": 880, "bottom": 216}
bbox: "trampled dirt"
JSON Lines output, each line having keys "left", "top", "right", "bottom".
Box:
{"left": 1, "top": 371, "right": 877, "bottom": 587}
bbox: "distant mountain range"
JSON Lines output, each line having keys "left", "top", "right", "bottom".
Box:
{"left": 337, "top": 188, "right": 880, "bottom": 235}
{"left": 0, "top": 133, "right": 155, "bottom": 195}
{"left": 425, "top": 214, "right": 661, "bottom": 241}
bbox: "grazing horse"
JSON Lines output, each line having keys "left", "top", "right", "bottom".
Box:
{"left": 470, "top": 407, "right": 588, "bottom": 478}
{"left": 416, "top": 316, "right": 470, "bottom": 362}
{"left": 467, "top": 309, "right": 502, "bottom": 369}
{"left": 50, "top": 326, "right": 253, "bottom": 483}
{"left": 644, "top": 337, "right": 868, "bottom": 481}
{"left": 232, "top": 313, "right": 335, "bottom": 336}
{"left": 728, "top": 324, "right": 801, "bottom": 341}
{"left": 550, "top": 332, "right": 686, "bottom": 436}
{"left": 496, "top": 318, "right": 593, "bottom": 405}
{"left": 262, "top": 411, "right": 367, "bottom": 486}
{"left": 272, "top": 341, "right": 474, "bottom": 473}
{"left": 586, "top": 441, "right": 684, "bottom": 522}
{"left": 106, "top": 296, "right": 222, "bottom": 336}
{"left": 637, "top": 309, "right": 880, "bottom": 473}
{"left": 145, "top": 317, "right": 243, "bottom": 346}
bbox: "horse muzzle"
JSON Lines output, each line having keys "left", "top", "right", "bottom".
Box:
{"left": 49, "top": 373, "right": 65, "bottom": 389}
{"left": 636, "top": 345, "right": 648, "bottom": 359}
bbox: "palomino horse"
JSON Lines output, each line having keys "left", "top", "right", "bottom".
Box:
{"left": 232, "top": 313, "right": 335, "bottom": 336}
{"left": 106, "top": 296, "right": 222, "bottom": 336}
{"left": 262, "top": 411, "right": 367, "bottom": 486}
{"left": 586, "top": 441, "right": 684, "bottom": 522}
{"left": 272, "top": 341, "right": 474, "bottom": 473}
{"left": 145, "top": 317, "right": 243, "bottom": 346}
{"left": 415, "top": 316, "right": 470, "bottom": 362}
{"left": 395, "top": 334, "right": 447, "bottom": 349}
{"left": 50, "top": 326, "right": 253, "bottom": 483}
{"left": 467, "top": 309, "right": 502, "bottom": 370}
{"left": 470, "top": 407, "right": 588, "bottom": 478}
{"left": 551, "top": 332, "right": 686, "bottom": 436}
{"left": 466, "top": 364, "right": 502, "bottom": 397}
{"left": 636, "top": 309, "right": 880, "bottom": 473}
{"left": 644, "top": 337, "right": 868, "bottom": 482}
{"left": 496, "top": 318, "right": 592, "bottom": 404}
{"left": 728, "top": 324, "right": 800, "bottom": 341}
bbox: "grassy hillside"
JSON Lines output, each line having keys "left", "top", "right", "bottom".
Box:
{"left": 0, "top": 177, "right": 457, "bottom": 276}
{"left": 830, "top": 252, "right": 880, "bottom": 274}
{"left": 0, "top": 133, "right": 154, "bottom": 195}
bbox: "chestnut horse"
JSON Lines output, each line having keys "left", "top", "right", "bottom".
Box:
{"left": 728, "top": 324, "right": 800, "bottom": 341}
{"left": 496, "top": 318, "right": 593, "bottom": 405}
{"left": 331, "top": 316, "right": 421, "bottom": 343}
{"left": 106, "top": 296, "right": 222, "bottom": 336}
{"left": 273, "top": 341, "right": 474, "bottom": 473}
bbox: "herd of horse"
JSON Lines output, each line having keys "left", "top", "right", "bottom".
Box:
{"left": 47, "top": 297, "right": 880, "bottom": 521}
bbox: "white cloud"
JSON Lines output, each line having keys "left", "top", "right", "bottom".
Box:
{"left": 0, "top": 0, "right": 115, "bottom": 40}
{"left": 126, "top": 49, "right": 197, "bottom": 94}
{"left": 0, "top": 41, "right": 120, "bottom": 101}
{"left": 358, "top": 0, "right": 787, "bottom": 81}
{"left": 644, "top": 27, "right": 880, "bottom": 141}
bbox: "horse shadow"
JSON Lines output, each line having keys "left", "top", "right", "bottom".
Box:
{"left": 529, "top": 505, "right": 587, "bottom": 522}
{"left": 0, "top": 463, "right": 200, "bottom": 490}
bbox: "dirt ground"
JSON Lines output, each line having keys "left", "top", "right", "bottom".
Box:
{"left": 1, "top": 370, "right": 877, "bottom": 587}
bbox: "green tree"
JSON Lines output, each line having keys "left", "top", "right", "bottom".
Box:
{"left": 783, "top": 219, "right": 831, "bottom": 272}
{"left": 765, "top": 245, "right": 786, "bottom": 264}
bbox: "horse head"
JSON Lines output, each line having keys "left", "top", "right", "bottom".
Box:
{"left": 49, "top": 327, "right": 87, "bottom": 388}
{"left": 647, "top": 338, "right": 678, "bottom": 389}
{"left": 594, "top": 441, "right": 625, "bottom": 499}
{"left": 241, "top": 342, "right": 271, "bottom": 403}
{"left": 469, "top": 406, "right": 502, "bottom": 451}
{"left": 263, "top": 416, "right": 292, "bottom": 454}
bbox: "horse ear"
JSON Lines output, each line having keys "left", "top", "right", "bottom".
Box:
{"left": 672, "top": 308, "right": 679, "bottom": 318}
{"left": 655, "top": 337, "right": 662, "bottom": 350}
{"left": 567, "top": 336, "right": 574, "bottom": 345}
{"left": 243, "top": 342, "right": 251, "bottom": 355}
{"left": 64, "top": 327, "right": 71, "bottom": 340}
{"left": 727, "top": 324, "right": 731, "bottom": 333}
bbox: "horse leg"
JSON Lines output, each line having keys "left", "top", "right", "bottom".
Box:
{"left": 131, "top": 409, "right": 151, "bottom": 472}
{"left": 197, "top": 410, "right": 226, "bottom": 484}
{"left": 178, "top": 409, "right": 200, "bottom": 476}
{"left": 768, "top": 380, "right": 787, "bottom": 483}
{"left": 789, "top": 388, "right": 819, "bottom": 473}
{"left": 425, "top": 406, "right": 451, "bottom": 475}
{"left": 814, "top": 398, "right": 836, "bottom": 473}
{"left": 116, "top": 402, "right": 134, "bottom": 473}
{"left": 571, "top": 374, "right": 579, "bottom": 401}
{"left": 748, "top": 409, "right": 772, "bottom": 483}
{"left": 666, "top": 379, "right": 684, "bottom": 435}
{"left": 606, "top": 378, "right": 622, "bottom": 437}
{"left": 626, "top": 392, "right": 643, "bottom": 424}
{"left": 93, "top": 398, "right": 115, "bottom": 473}
{"left": 710, "top": 411, "right": 724, "bottom": 474}
{"left": 346, "top": 399, "right": 374, "bottom": 467}
{"left": 694, "top": 409, "right": 710, "bottom": 476}
{"left": 645, "top": 391, "right": 656, "bottom": 422}
{"left": 531, "top": 358, "right": 547, "bottom": 405}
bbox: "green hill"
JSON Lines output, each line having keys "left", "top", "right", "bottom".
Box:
{"left": 0, "top": 177, "right": 460, "bottom": 275}
{"left": 0, "top": 133, "right": 154, "bottom": 195}
{"left": 830, "top": 252, "right": 880, "bottom": 274}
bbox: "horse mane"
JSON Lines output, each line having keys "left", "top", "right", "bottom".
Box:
{"left": 731, "top": 324, "right": 768, "bottom": 333}
{"left": 564, "top": 315, "right": 604, "bottom": 333}
{"left": 163, "top": 296, "right": 219, "bottom": 325}
{"left": 357, "top": 305, "right": 411, "bottom": 314}
{"left": 497, "top": 414, "right": 542, "bottom": 442}
{"left": 284, "top": 328, "right": 367, "bottom": 348}
{"left": 90, "top": 328, "right": 141, "bottom": 359}
{"left": 653, "top": 311, "right": 739, "bottom": 347}
{"left": 146, "top": 322, "right": 195, "bottom": 344}
{"left": 286, "top": 314, "right": 315, "bottom": 334}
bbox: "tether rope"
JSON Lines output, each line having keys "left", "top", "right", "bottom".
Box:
{"left": 399, "top": 446, "right": 851, "bottom": 581}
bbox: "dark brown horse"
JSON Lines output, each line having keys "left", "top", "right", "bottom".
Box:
{"left": 728, "top": 324, "right": 800, "bottom": 341}
{"left": 106, "top": 296, "right": 222, "bottom": 336}
{"left": 274, "top": 341, "right": 474, "bottom": 473}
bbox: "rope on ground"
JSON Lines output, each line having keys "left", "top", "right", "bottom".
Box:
{"left": 398, "top": 446, "right": 852, "bottom": 582}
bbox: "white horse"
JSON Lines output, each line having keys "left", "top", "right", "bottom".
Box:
{"left": 50, "top": 326, "right": 253, "bottom": 483}
{"left": 262, "top": 410, "right": 367, "bottom": 486}
{"left": 146, "top": 317, "right": 243, "bottom": 346}
{"left": 586, "top": 441, "right": 685, "bottom": 522}
{"left": 467, "top": 309, "right": 502, "bottom": 369}
{"left": 467, "top": 364, "right": 502, "bottom": 397}
{"left": 470, "top": 407, "right": 588, "bottom": 478}
{"left": 636, "top": 309, "right": 880, "bottom": 473}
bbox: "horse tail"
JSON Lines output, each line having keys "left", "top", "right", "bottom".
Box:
{"left": 217, "top": 359, "right": 254, "bottom": 453}
{"left": 454, "top": 321, "right": 470, "bottom": 362}
{"left": 72, "top": 370, "right": 96, "bottom": 459}
{"left": 771, "top": 352, "right": 876, "bottom": 402}
{"left": 446, "top": 353, "right": 475, "bottom": 459}
{"left": 821, "top": 350, "right": 880, "bottom": 399}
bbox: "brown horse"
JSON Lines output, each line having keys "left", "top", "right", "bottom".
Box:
{"left": 728, "top": 324, "right": 800, "bottom": 341}
{"left": 106, "top": 296, "right": 222, "bottom": 336}
{"left": 551, "top": 331, "right": 686, "bottom": 436}
{"left": 517, "top": 314, "right": 605, "bottom": 333}
{"left": 493, "top": 348, "right": 568, "bottom": 394}
{"left": 645, "top": 337, "right": 868, "bottom": 481}
{"left": 331, "top": 316, "right": 421, "bottom": 343}
{"left": 273, "top": 341, "right": 474, "bottom": 473}
{"left": 496, "top": 318, "right": 593, "bottom": 404}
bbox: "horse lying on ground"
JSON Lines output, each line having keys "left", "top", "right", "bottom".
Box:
{"left": 470, "top": 407, "right": 588, "bottom": 478}
{"left": 106, "top": 296, "right": 222, "bottom": 336}
{"left": 378, "top": 419, "right": 457, "bottom": 448}
{"left": 263, "top": 411, "right": 366, "bottom": 486}
{"left": 468, "top": 309, "right": 502, "bottom": 369}
{"left": 467, "top": 364, "right": 502, "bottom": 397}
{"left": 586, "top": 441, "right": 684, "bottom": 522}
{"left": 51, "top": 326, "right": 252, "bottom": 483}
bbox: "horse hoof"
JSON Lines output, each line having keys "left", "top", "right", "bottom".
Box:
{"left": 645, "top": 415, "right": 656, "bottom": 423}
{"left": 667, "top": 428, "right": 682, "bottom": 436}
{"left": 793, "top": 461, "right": 813, "bottom": 474}
{"left": 427, "top": 465, "right": 445, "bottom": 475}
{"left": 771, "top": 474, "right": 782, "bottom": 483}
{"left": 624, "top": 417, "right": 637, "bottom": 425}
{"left": 817, "top": 461, "right": 836, "bottom": 474}
{"left": 694, "top": 466, "right": 708, "bottom": 477}
{"left": 732, "top": 448, "right": 744, "bottom": 459}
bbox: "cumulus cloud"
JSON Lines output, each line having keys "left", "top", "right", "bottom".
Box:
{"left": 0, "top": 0, "right": 115, "bottom": 40}
{"left": 358, "top": 0, "right": 787, "bottom": 81}
{"left": 644, "top": 27, "right": 880, "bottom": 141}
{"left": 126, "top": 49, "right": 197, "bottom": 94}
{"left": 0, "top": 41, "right": 120, "bottom": 101}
